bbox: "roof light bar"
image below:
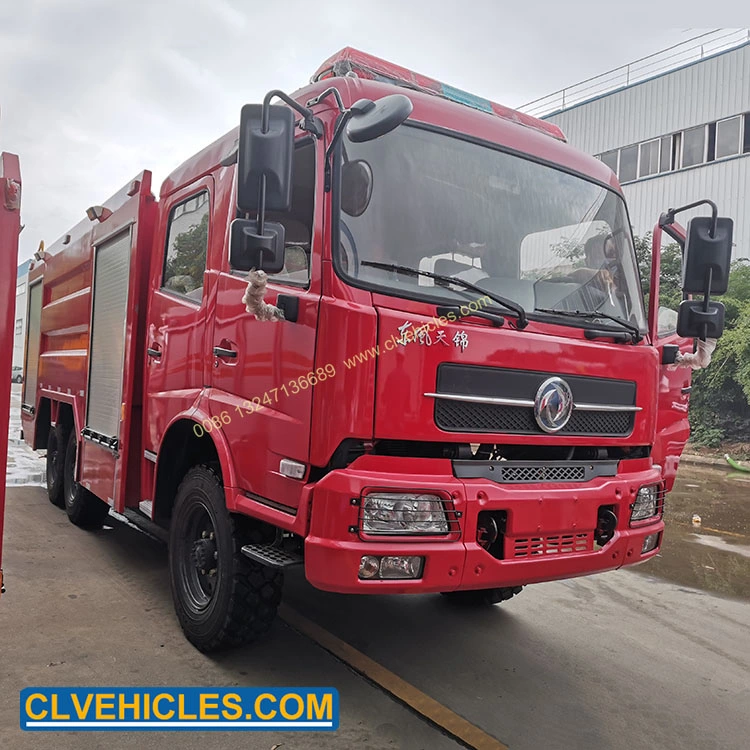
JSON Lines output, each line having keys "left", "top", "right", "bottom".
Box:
{"left": 312, "top": 47, "right": 566, "bottom": 142}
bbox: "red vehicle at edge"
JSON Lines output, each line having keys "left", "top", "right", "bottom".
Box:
{"left": 19, "top": 49, "right": 733, "bottom": 650}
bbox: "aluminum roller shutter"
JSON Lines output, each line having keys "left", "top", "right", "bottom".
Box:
{"left": 86, "top": 229, "right": 132, "bottom": 440}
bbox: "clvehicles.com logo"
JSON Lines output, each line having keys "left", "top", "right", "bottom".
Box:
{"left": 21, "top": 687, "right": 339, "bottom": 731}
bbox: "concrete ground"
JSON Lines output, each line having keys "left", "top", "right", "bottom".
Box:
{"left": 2, "top": 479, "right": 749, "bottom": 750}
{"left": 0, "top": 485, "right": 464, "bottom": 750}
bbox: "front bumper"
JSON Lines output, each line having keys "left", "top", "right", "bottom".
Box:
{"left": 304, "top": 455, "right": 664, "bottom": 594}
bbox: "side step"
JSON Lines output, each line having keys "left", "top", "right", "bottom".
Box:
{"left": 241, "top": 543, "right": 303, "bottom": 568}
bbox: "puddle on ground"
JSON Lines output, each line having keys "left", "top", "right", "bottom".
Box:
{"left": 630, "top": 465, "right": 750, "bottom": 600}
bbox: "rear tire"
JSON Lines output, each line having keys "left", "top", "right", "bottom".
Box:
{"left": 169, "top": 465, "right": 283, "bottom": 652}
{"left": 46, "top": 424, "right": 67, "bottom": 508}
{"left": 440, "top": 586, "right": 523, "bottom": 606}
{"left": 63, "top": 431, "right": 110, "bottom": 529}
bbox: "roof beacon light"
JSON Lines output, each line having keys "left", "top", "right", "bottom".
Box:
{"left": 312, "top": 47, "right": 566, "bottom": 142}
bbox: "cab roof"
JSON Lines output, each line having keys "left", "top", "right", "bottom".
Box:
{"left": 160, "top": 50, "right": 620, "bottom": 199}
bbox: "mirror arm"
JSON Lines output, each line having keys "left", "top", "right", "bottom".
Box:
{"left": 660, "top": 199, "right": 718, "bottom": 238}
{"left": 324, "top": 111, "right": 354, "bottom": 192}
{"left": 700, "top": 266, "right": 714, "bottom": 340}
{"left": 262, "top": 89, "right": 323, "bottom": 137}
{"left": 306, "top": 87, "right": 346, "bottom": 113}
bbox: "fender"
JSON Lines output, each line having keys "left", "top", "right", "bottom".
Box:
{"left": 189, "top": 403, "right": 239, "bottom": 496}
{"left": 152, "top": 394, "right": 239, "bottom": 513}
{"left": 41, "top": 390, "right": 81, "bottom": 432}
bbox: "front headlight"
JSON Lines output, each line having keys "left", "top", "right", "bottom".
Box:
{"left": 362, "top": 492, "right": 449, "bottom": 535}
{"left": 631, "top": 484, "right": 661, "bottom": 523}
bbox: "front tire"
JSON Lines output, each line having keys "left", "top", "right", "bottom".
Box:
{"left": 63, "top": 431, "right": 110, "bottom": 529}
{"left": 441, "top": 586, "right": 523, "bottom": 606}
{"left": 46, "top": 424, "right": 68, "bottom": 508}
{"left": 169, "top": 465, "right": 283, "bottom": 652}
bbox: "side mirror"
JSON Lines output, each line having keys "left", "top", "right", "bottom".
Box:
{"left": 682, "top": 216, "right": 733, "bottom": 294}
{"left": 677, "top": 299, "right": 725, "bottom": 339}
{"left": 346, "top": 94, "right": 413, "bottom": 143}
{"left": 229, "top": 219, "right": 285, "bottom": 274}
{"left": 678, "top": 215, "right": 732, "bottom": 339}
{"left": 237, "top": 104, "right": 294, "bottom": 214}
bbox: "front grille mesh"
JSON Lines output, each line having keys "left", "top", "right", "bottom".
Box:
{"left": 435, "top": 400, "right": 633, "bottom": 436}
{"left": 511, "top": 532, "right": 593, "bottom": 558}
{"left": 500, "top": 465, "right": 586, "bottom": 482}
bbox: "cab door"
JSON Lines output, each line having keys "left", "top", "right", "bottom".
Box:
{"left": 649, "top": 223, "right": 693, "bottom": 491}
{"left": 207, "top": 137, "right": 322, "bottom": 511}
{"left": 143, "top": 177, "right": 214, "bottom": 464}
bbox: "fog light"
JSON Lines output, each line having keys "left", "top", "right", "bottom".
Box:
{"left": 631, "top": 485, "right": 661, "bottom": 523}
{"left": 642, "top": 533, "right": 660, "bottom": 554}
{"left": 379, "top": 556, "right": 424, "bottom": 579}
{"left": 359, "top": 555, "right": 380, "bottom": 579}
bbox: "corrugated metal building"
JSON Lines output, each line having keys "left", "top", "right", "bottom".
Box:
{"left": 14, "top": 259, "right": 32, "bottom": 368}
{"left": 521, "top": 31, "right": 750, "bottom": 258}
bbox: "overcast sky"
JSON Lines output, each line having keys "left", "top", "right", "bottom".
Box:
{"left": 1, "top": 0, "right": 745, "bottom": 263}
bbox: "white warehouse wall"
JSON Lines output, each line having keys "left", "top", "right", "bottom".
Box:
{"left": 622, "top": 155, "right": 750, "bottom": 257}
{"left": 544, "top": 42, "right": 750, "bottom": 256}
{"left": 14, "top": 260, "right": 31, "bottom": 368}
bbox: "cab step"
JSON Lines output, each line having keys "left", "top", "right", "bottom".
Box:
{"left": 241, "top": 543, "right": 303, "bottom": 568}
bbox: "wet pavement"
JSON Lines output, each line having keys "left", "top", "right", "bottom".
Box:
{"left": 632, "top": 465, "right": 750, "bottom": 600}
{"left": 5, "top": 383, "right": 45, "bottom": 487}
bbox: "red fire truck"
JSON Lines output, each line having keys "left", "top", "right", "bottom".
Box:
{"left": 20, "top": 49, "right": 733, "bottom": 651}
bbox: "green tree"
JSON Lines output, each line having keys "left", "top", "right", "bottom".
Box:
{"left": 632, "top": 232, "right": 682, "bottom": 313}
{"left": 165, "top": 213, "right": 209, "bottom": 288}
{"left": 691, "top": 259, "right": 750, "bottom": 443}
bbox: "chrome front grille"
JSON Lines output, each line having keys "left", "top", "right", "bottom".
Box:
{"left": 432, "top": 364, "right": 638, "bottom": 437}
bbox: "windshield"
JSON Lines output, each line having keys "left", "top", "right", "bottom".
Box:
{"left": 336, "top": 125, "right": 647, "bottom": 331}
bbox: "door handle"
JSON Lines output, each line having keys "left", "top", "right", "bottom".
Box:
{"left": 147, "top": 347, "right": 162, "bottom": 359}
{"left": 213, "top": 346, "right": 237, "bottom": 359}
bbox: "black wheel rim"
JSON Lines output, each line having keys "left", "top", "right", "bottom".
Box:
{"left": 177, "top": 500, "right": 220, "bottom": 613}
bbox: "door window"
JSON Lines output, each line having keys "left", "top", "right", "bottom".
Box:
{"left": 655, "top": 233, "right": 683, "bottom": 338}
{"left": 162, "top": 190, "right": 210, "bottom": 301}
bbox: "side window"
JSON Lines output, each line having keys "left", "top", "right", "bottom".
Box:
{"left": 656, "top": 234, "right": 683, "bottom": 338}
{"left": 163, "top": 190, "right": 210, "bottom": 301}
{"left": 265, "top": 140, "right": 315, "bottom": 285}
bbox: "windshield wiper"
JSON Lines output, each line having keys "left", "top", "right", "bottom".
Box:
{"left": 535, "top": 307, "right": 642, "bottom": 342}
{"left": 360, "top": 260, "right": 528, "bottom": 329}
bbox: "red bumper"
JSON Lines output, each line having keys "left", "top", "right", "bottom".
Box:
{"left": 304, "top": 455, "right": 664, "bottom": 594}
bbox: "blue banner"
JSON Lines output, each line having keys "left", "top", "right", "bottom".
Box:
{"left": 21, "top": 687, "right": 339, "bottom": 731}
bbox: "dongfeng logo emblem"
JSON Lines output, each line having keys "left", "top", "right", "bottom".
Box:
{"left": 534, "top": 377, "right": 574, "bottom": 433}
